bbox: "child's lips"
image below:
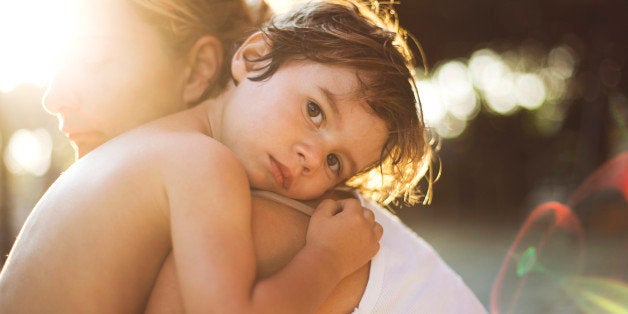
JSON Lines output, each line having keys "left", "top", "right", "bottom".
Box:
{"left": 269, "top": 156, "right": 293, "bottom": 190}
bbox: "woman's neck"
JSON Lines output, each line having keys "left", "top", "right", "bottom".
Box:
{"left": 199, "top": 81, "right": 236, "bottom": 141}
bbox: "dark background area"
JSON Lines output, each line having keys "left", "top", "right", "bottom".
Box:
{"left": 398, "top": 0, "right": 626, "bottom": 219}
{"left": 393, "top": 0, "right": 628, "bottom": 309}
{"left": 1, "top": 0, "right": 627, "bottom": 310}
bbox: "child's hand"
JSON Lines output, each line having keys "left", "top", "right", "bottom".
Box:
{"left": 306, "top": 198, "right": 383, "bottom": 279}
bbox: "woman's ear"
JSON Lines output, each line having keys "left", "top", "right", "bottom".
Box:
{"left": 183, "top": 35, "right": 223, "bottom": 104}
{"left": 231, "top": 31, "right": 272, "bottom": 83}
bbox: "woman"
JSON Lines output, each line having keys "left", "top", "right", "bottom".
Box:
{"left": 41, "top": 0, "right": 485, "bottom": 312}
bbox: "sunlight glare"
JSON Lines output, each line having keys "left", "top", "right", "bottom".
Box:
{"left": 264, "top": 0, "right": 300, "bottom": 13}
{"left": 0, "top": 0, "right": 78, "bottom": 93}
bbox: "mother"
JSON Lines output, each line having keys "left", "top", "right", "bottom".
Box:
{"left": 41, "top": 0, "right": 484, "bottom": 312}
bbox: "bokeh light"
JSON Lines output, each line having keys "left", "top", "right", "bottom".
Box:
{"left": 416, "top": 79, "right": 447, "bottom": 126}
{"left": 514, "top": 73, "right": 546, "bottom": 110}
{"left": 415, "top": 44, "right": 579, "bottom": 139}
{"left": 469, "top": 49, "right": 510, "bottom": 93}
{"left": 484, "top": 72, "right": 519, "bottom": 115}
{"left": 4, "top": 128, "right": 53, "bottom": 177}
{"left": 434, "top": 114, "right": 467, "bottom": 139}
{"left": 547, "top": 45, "right": 577, "bottom": 80}
{"left": 435, "top": 61, "right": 479, "bottom": 121}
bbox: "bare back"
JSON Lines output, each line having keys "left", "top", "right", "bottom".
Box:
{"left": 0, "top": 129, "right": 174, "bottom": 312}
{"left": 0, "top": 107, "right": 369, "bottom": 313}
{"left": 0, "top": 108, "right": 229, "bottom": 312}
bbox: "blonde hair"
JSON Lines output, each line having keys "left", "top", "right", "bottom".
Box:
{"left": 249, "top": 0, "right": 437, "bottom": 207}
{"left": 128, "top": 0, "right": 260, "bottom": 99}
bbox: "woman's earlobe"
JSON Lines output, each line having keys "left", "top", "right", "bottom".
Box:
{"left": 183, "top": 36, "right": 223, "bottom": 104}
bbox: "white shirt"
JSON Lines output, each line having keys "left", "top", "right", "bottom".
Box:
{"left": 352, "top": 194, "right": 487, "bottom": 313}
{"left": 250, "top": 190, "right": 487, "bottom": 313}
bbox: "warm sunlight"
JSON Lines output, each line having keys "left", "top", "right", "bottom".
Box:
{"left": 0, "top": 0, "right": 301, "bottom": 93}
{"left": 0, "top": 0, "right": 78, "bottom": 93}
{"left": 262, "top": 0, "right": 300, "bottom": 13}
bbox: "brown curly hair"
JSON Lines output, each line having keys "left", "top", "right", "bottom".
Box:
{"left": 248, "top": 0, "right": 436, "bottom": 207}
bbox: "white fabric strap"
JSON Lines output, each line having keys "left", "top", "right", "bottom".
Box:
{"left": 250, "top": 190, "right": 315, "bottom": 216}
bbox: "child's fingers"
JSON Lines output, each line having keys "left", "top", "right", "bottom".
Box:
{"left": 313, "top": 199, "right": 342, "bottom": 217}
{"left": 374, "top": 222, "right": 383, "bottom": 240}
{"left": 336, "top": 198, "right": 363, "bottom": 215}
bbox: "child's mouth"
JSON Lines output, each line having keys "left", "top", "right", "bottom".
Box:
{"left": 269, "top": 156, "right": 293, "bottom": 190}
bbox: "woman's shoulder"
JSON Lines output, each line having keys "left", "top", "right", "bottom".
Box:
{"left": 80, "top": 121, "right": 240, "bottom": 185}
{"left": 119, "top": 118, "right": 231, "bottom": 159}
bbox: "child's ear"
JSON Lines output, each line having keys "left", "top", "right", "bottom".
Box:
{"left": 183, "top": 35, "right": 223, "bottom": 104}
{"left": 231, "top": 31, "right": 271, "bottom": 83}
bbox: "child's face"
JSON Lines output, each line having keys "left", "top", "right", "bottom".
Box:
{"left": 42, "top": 0, "right": 189, "bottom": 158}
{"left": 219, "top": 61, "right": 389, "bottom": 200}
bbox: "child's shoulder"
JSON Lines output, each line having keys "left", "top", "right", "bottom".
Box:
{"left": 159, "top": 130, "right": 244, "bottom": 177}
{"left": 128, "top": 124, "right": 251, "bottom": 216}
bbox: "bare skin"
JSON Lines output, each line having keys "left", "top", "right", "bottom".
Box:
{"left": 14, "top": 1, "right": 378, "bottom": 311}
{"left": 147, "top": 194, "right": 370, "bottom": 314}
{"left": 0, "top": 104, "right": 381, "bottom": 313}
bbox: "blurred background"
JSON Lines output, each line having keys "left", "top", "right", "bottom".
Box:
{"left": 1, "top": 0, "right": 626, "bottom": 311}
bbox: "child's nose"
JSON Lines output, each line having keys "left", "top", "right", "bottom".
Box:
{"left": 296, "top": 142, "right": 325, "bottom": 175}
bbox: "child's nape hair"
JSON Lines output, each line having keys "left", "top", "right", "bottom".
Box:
{"left": 251, "top": 0, "right": 437, "bottom": 208}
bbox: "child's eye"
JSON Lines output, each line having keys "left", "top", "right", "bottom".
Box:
{"left": 307, "top": 101, "right": 324, "bottom": 126}
{"left": 326, "top": 154, "right": 341, "bottom": 174}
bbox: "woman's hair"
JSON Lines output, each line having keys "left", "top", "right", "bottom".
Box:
{"left": 128, "top": 0, "right": 262, "bottom": 99}
{"left": 249, "top": 0, "right": 437, "bottom": 207}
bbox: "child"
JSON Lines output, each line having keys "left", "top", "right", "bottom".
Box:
{"left": 0, "top": 0, "right": 431, "bottom": 312}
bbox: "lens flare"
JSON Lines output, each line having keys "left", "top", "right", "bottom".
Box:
{"left": 493, "top": 152, "right": 628, "bottom": 313}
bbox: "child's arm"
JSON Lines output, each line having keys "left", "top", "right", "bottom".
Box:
{"left": 166, "top": 141, "right": 381, "bottom": 314}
